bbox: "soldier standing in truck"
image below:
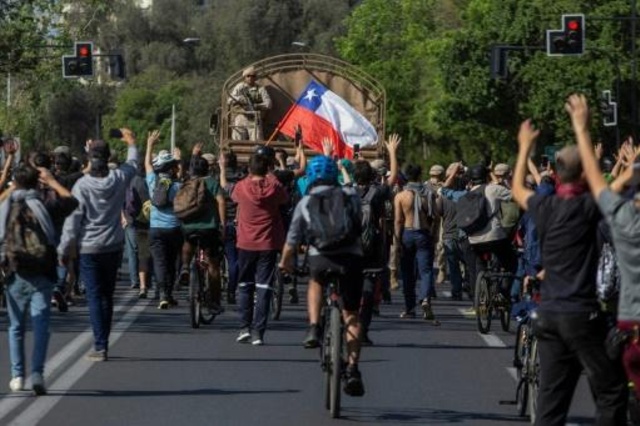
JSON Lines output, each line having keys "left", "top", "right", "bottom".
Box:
{"left": 227, "top": 66, "right": 272, "bottom": 141}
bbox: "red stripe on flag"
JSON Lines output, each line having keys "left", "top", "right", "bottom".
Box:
{"left": 278, "top": 105, "right": 353, "bottom": 159}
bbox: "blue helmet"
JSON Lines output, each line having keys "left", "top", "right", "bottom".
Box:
{"left": 307, "top": 155, "right": 338, "bottom": 187}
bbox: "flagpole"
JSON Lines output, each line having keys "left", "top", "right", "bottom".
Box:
{"left": 265, "top": 101, "right": 298, "bottom": 146}
{"left": 170, "top": 104, "right": 176, "bottom": 152}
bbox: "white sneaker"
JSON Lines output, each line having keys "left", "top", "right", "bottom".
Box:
{"left": 236, "top": 329, "right": 251, "bottom": 343}
{"left": 9, "top": 377, "right": 24, "bottom": 392}
{"left": 251, "top": 338, "right": 264, "bottom": 346}
{"left": 31, "top": 372, "right": 46, "bottom": 396}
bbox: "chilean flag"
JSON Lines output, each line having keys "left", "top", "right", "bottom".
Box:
{"left": 278, "top": 80, "right": 378, "bottom": 158}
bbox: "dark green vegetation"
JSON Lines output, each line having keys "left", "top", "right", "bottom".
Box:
{"left": 0, "top": 0, "right": 636, "bottom": 164}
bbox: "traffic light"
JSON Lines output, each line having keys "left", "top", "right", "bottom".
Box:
{"left": 547, "top": 14, "right": 585, "bottom": 56}
{"left": 600, "top": 90, "right": 618, "bottom": 127}
{"left": 75, "top": 42, "right": 93, "bottom": 76}
{"left": 62, "top": 41, "right": 94, "bottom": 78}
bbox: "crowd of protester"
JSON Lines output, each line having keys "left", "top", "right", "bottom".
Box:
{"left": 1, "top": 93, "right": 640, "bottom": 424}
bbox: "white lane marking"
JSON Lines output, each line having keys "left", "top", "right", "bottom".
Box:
{"left": 479, "top": 333, "right": 507, "bottom": 348}
{"left": 506, "top": 367, "right": 518, "bottom": 382}
{"left": 442, "top": 291, "right": 452, "bottom": 298}
{"left": 458, "top": 308, "right": 475, "bottom": 317}
{"left": 0, "top": 296, "right": 147, "bottom": 425}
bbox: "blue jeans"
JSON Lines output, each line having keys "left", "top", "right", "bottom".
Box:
{"left": 79, "top": 251, "right": 122, "bottom": 352}
{"left": 5, "top": 273, "right": 53, "bottom": 378}
{"left": 124, "top": 224, "right": 140, "bottom": 287}
{"left": 224, "top": 223, "right": 239, "bottom": 296}
{"left": 443, "top": 238, "right": 464, "bottom": 296}
{"left": 237, "top": 249, "right": 277, "bottom": 337}
{"left": 400, "top": 229, "right": 434, "bottom": 311}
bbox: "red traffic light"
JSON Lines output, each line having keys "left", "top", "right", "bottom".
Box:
{"left": 78, "top": 46, "right": 91, "bottom": 57}
{"left": 567, "top": 20, "right": 580, "bottom": 31}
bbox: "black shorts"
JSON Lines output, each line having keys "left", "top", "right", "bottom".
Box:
{"left": 183, "top": 228, "right": 223, "bottom": 260}
{"left": 308, "top": 254, "right": 363, "bottom": 312}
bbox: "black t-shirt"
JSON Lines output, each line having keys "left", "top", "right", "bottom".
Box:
{"left": 527, "top": 193, "right": 601, "bottom": 312}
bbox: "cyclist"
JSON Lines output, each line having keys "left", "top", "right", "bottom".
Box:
{"left": 279, "top": 155, "right": 366, "bottom": 397}
{"left": 178, "top": 143, "right": 226, "bottom": 314}
{"left": 463, "top": 164, "right": 517, "bottom": 302}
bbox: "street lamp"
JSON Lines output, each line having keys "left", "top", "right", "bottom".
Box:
{"left": 183, "top": 37, "right": 201, "bottom": 46}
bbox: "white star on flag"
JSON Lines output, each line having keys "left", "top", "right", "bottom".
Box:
{"left": 303, "top": 89, "right": 317, "bottom": 102}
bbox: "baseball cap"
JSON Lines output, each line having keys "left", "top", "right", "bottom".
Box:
{"left": 201, "top": 153, "right": 216, "bottom": 164}
{"left": 429, "top": 164, "right": 445, "bottom": 176}
{"left": 493, "top": 163, "right": 511, "bottom": 177}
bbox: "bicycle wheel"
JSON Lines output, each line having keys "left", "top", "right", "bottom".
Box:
{"left": 528, "top": 337, "right": 539, "bottom": 424}
{"left": 475, "top": 271, "right": 492, "bottom": 334}
{"left": 200, "top": 269, "right": 217, "bottom": 325}
{"left": 220, "top": 255, "right": 229, "bottom": 294}
{"left": 271, "top": 267, "right": 284, "bottom": 320}
{"left": 500, "top": 304, "right": 511, "bottom": 332}
{"left": 513, "top": 323, "right": 527, "bottom": 373}
{"left": 329, "top": 306, "right": 342, "bottom": 418}
{"left": 322, "top": 310, "right": 331, "bottom": 411}
{"left": 189, "top": 263, "right": 200, "bottom": 329}
{"left": 516, "top": 378, "right": 529, "bottom": 417}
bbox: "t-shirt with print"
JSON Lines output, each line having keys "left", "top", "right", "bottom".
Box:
{"left": 597, "top": 189, "right": 640, "bottom": 321}
{"left": 182, "top": 176, "right": 223, "bottom": 232}
{"left": 527, "top": 192, "right": 601, "bottom": 313}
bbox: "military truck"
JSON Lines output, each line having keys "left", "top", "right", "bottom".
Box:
{"left": 211, "top": 53, "right": 386, "bottom": 162}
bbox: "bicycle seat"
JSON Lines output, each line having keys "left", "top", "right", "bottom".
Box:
{"left": 316, "top": 266, "right": 346, "bottom": 283}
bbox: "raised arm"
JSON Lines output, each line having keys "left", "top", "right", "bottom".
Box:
{"left": 218, "top": 152, "right": 228, "bottom": 190}
{"left": 513, "top": 119, "right": 539, "bottom": 211}
{"left": 566, "top": 94, "right": 608, "bottom": 200}
{"left": 292, "top": 143, "right": 307, "bottom": 178}
{"left": 443, "top": 162, "right": 462, "bottom": 188}
{"left": 384, "top": 133, "right": 401, "bottom": 186}
{"left": 144, "top": 130, "right": 160, "bottom": 174}
{"left": 527, "top": 158, "right": 542, "bottom": 185}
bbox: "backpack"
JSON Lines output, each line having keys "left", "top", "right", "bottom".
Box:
{"left": 151, "top": 176, "right": 173, "bottom": 208}
{"left": 124, "top": 186, "right": 143, "bottom": 219}
{"left": 359, "top": 185, "right": 381, "bottom": 258}
{"left": 307, "top": 187, "right": 360, "bottom": 251}
{"left": 456, "top": 185, "right": 492, "bottom": 235}
{"left": 4, "top": 200, "right": 55, "bottom": 277}
{"left": 597, "top": 242, "right": 620, "bottom": 307}
{"left": 500, "top": 200, "right": 521, "bottom": 234}
{"left": 174, "top": 177, "right": 210, "bottom": 222}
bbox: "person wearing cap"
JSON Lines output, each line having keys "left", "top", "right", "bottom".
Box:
{"left": 58, "top": 129, "right": 139, "bottom": 362}
{"left": 228, "top": 66, "right": 272, "bottom": 141}
{"left": 492, "top": 163, "right": 512, "bottom": 187}
{"left": 426, "top": 164, "right": 446, "bottom": 289}
{"left": 144, "top": 132, "right": 183, "bottom": 310}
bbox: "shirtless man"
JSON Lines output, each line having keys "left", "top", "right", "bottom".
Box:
{"left": 394, "top": 164, "right": 440, "bottom": 323}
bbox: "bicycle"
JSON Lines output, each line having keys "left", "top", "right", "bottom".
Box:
{"left": 188, "top": 235, "right": 222, "bottom": 329}
{"left": 272, "top": 251, "right": 308, "bottom": 321}
{"left": 512, "top": 277, "right": 540, "bottom": 423}
{"left": 319, "top": 269, "right": 347, "bottom": 419}
{"left": 475, "top": 252, "right": 513, "bottom": 334}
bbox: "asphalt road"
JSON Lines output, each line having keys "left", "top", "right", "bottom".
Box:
{"left": 0, "top": 270, "right": 597, "bottom": 426}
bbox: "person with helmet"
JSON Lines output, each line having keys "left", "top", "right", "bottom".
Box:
{"left": 144, "top": 131, "right": 183, "bottom": 310}
{"left": 463, "top": 163, "right": 516, "bottom": 305}
{"left": 279, "top": 155, "right": 366, "bottom": 397}
{"left": 228, "top": 66, "right": 272, "bottom": 141}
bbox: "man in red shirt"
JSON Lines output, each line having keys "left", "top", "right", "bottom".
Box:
{"left": 228, "top": 152, "right": 288, "bottom": 345}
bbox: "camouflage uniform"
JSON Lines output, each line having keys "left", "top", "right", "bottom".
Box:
{"left": 228, "top": 81, "right": 272, "bottom": 141}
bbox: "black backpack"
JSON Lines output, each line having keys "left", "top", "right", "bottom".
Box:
{"left": 359, "top": 185, "right": 380, "bottom": 258}
{"left": 456, "top": 185, "right": 492, "bottom": 235}
{"left": 307, "top": 187, "right": 360, "bottom": 251}
{"left": 4, "top": 200, "right": 56, "bottom": 277}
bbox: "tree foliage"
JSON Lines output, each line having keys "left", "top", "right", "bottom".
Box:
{"left": 2, "top": 0, "right": 639, "bottom": 166}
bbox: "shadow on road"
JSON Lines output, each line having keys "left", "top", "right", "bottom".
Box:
{"left": 61, "top": 388, "right": 300, "bottom": 398}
